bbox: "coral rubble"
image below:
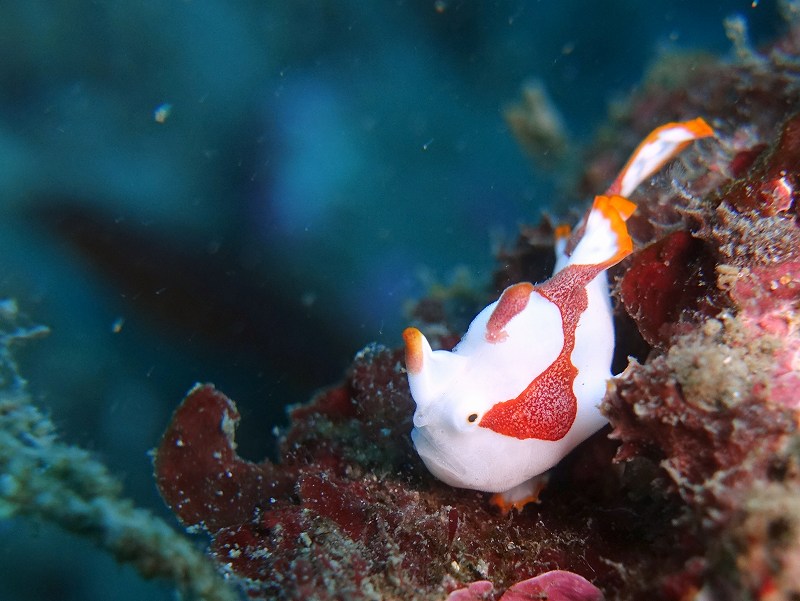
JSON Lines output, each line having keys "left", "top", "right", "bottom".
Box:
{"left": 156, "top": 349, "right": 679, "bottom": 600}
{"left": 155, "top": 17, "right": 800, "bottom": 601}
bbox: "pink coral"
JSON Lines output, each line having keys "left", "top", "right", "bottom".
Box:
{"left": 448, "top": 571, "right": 604, "bottom": 601}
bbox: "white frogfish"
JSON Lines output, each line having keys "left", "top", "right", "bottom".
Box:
{"left": 403, "top": 118, "right": 714, "bottom": 512}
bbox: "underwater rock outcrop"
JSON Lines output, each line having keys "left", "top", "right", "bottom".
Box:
{"left": 155, "top": 17, "right": 800, "bottom": 601}
{"left": 156, "top": 352, "right": 653, "bottom": 600}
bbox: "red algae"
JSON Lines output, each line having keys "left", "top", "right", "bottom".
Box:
{"left": 155, "top": 348, "right": 687, "bottom": 600}
{"left": 725, "top": 113, "right": 800, "bottom": 218}
{"left": 153, "top": 384, "right": 291, "bottom": 532}
{"left": 155, "top": 19, "right": 800, "bottom": 601}
{"left": 618, "top": 230, "right": 716, "bottom": 348}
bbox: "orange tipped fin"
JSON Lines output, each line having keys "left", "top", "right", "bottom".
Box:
{"left": 554, "top": 223, "right": 572, "bottom": 241}
{"left": 590, "top": 194, "right": 635, "bottom": 265}
{"left": 682, "top": 117, "right": 715, "bottom": 139}
{"left": 608, "top": 118, "right": 715, "bottom": 198}
{"left": 562, "top": 193, "right": 635, "bottom": 270}
{"left": 489, "top": 473, "right": 550, "bottom": 515}
{"left": 606, "top": 194, "right": 637, "bottom": 221}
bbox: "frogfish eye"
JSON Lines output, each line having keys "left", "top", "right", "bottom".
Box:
{"left": 467, "top": 413, "right": 478, "bottom": 423}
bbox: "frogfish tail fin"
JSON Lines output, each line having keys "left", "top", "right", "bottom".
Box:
{"left": 567, "top": 194, "right": 635, "bottom": 269}
{"left": 607, "top": 117, "right": 714, "bottom": 197}
{"left": 566, "top": 117, "right": 714, "bottom": 271}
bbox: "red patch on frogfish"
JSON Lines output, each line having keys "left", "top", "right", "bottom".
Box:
{"left": 485, "top": 283, "right": 535, "bottom": 343}
{"left": 479, "top": 265, "right": 599, "bottom": 441}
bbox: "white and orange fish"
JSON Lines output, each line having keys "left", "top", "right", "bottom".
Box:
{"left": 403, "top": 118, "right": 714, "bottom": 513}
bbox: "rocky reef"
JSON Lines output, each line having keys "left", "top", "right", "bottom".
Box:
{"left": 155, "top": 16, "right": 800, "bottom": 601}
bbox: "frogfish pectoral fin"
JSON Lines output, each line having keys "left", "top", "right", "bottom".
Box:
{"left": 490, "top": 472, "right": 551, "bottom": 515}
